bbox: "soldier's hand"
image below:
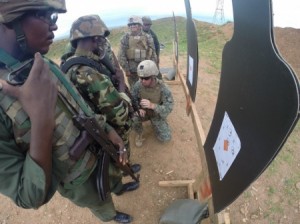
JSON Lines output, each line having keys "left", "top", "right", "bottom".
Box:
{"left": 125, "top": 71, "right": 131, "bottom": 77}
{"left": 0, "top": 53, "right": 57, "bottom": 124}
{"left": 140, "top": 99, "right": 156, "bottom": 110}
{"left": 118, "top": 144, "right": 129, "bottom": 165}
{"left": 107, "top": 129, "right": 128, "bottom": 165}
{"left": 137, "top": 109, "right": 146, "bottom": 117}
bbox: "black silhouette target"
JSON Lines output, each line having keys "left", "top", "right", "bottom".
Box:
{"left": 203, "top": 0, "right": 299, "bottom": 212}
{"left": 184, "top": 0, "right": 199, "bottom": 102}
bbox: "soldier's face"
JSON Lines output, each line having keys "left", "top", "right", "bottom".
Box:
{"left": 93, "top": 36, "right": 107, "bottom": 59}
{"left": 140, "top": 76, "right": 153, "bottom": 87}
{"left": 129, "top": 23, "right": 141, "bottom": 33}
{"left": 143, "top": 23, "right": 151, "bottom": 32}
{"left": 21, "top": 10, "right": 58, "bottom": 55}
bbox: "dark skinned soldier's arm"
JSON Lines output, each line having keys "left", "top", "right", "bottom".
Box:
{"left": 0, "top": 53, "right": 56, "bottom": 202}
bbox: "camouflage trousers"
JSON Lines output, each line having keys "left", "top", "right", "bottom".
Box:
{"left": 132, "top": 114, "right": 172, "bottom": 142}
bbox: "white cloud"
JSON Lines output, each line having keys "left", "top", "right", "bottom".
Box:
{"left": 55, "top": 0, "right": 299, "bottom": 39}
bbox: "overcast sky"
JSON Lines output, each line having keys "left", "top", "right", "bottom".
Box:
{"left": 55, "top": 0, "right": 300, "bottom": 39}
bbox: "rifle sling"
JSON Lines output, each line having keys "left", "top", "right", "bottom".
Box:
{"left": 61, "top": 55, "right": 116, "bottom": 81}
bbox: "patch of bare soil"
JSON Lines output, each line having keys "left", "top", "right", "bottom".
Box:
{"left": 0, "top": 27, "right": 299, "bottom": 224}
{"left": 0, "top": 54, "right": 203, "bottom": 224}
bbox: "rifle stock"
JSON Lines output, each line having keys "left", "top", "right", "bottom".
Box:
{"left": 72, "top": 114, "right": 140, "bottom": 182}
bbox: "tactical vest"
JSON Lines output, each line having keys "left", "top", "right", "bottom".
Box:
{"left": 126, "top": 34, "right": 148, "bottom": 62}
{"left": 140, "top": 80, "right": 162, "bottom": 116}
{"left": 0, "top": 50, "right": 99, "bottom": 188}
{"left": 140, "top": 79, "right": 163, "bottom": 104}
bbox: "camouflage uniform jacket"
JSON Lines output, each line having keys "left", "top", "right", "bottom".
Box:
{"left": 0, "top": 60, "right": 109, "bottom": 209}
{"left": 131, "top": 79, "right": 174, "bottom": 119}
{"left": 118, "top": 31, "right": 157, "bottom": 73}
{"left": 65, "top": 49, "right": 132, "bottom": 133}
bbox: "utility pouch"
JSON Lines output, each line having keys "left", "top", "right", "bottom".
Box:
{"left": 125, "top": 49, "right": 135, "bottom": 60}
{"left": 134, "top": 49, "right": 146, "bottom": 62}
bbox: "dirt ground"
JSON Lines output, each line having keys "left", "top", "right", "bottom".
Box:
{"left": 0, "top": 26, "right": 299, "bottom": 224}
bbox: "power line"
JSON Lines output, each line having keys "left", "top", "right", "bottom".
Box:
{"left": 213, "top": 0, "right": 225, "bottom": 25}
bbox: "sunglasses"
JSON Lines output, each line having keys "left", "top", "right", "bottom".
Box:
{"left": 140, "top": 76, "right": 151, "bottom": 81}
{"left": 128, "top": 23, "right": 139, "bottom": 27}
{"left": 32, "top": 10, "right": 58, "bottom": 26}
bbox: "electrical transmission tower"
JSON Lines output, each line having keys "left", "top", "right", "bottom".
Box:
{"left": 213, "top": 0, "right": 225, "bottom": 25}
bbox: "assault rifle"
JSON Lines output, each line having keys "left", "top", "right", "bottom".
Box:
{"left": 69, "top": 113, "right": 140, "bottom": 200}
{"left": 72, "top": 114, "right": 140, "bottom": 183}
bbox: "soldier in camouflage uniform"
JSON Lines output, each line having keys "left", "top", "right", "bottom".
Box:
{"left": 131, "top": 60, "right": 174, "bottom": 147}
{"left": 61, "top": 16, "right": 127, "bottom": 94}
{"left": 142, "top": 17, "right": 160, "bottom": 65}
{"left": 118, "top": 16, "right": 157, "bottom": 89}
{"left": 0, "top": 2, "right": 134, "bottom": 223}
{"left": 142, "top": 16, "right": 162, "bottom": 80}
{"left": 64, "top": 14, "right": 141, "bottom": 189}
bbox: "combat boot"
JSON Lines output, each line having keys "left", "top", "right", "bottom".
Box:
{"left": 122, "top": 163, "right": 141, "bottom": 177}
{"left": 114, "top": 211, "right": 132, "bottom": 223}
{"left": 135, "top": 133, "right": 145, "bottom": 147}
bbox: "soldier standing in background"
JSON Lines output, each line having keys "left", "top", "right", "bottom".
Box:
{"left": 131, "top": 60, "right": 174, "bottom": 147}
{"left": 118, "top": 16, "right": 157, "bottom": 89}
{"left": 0, "top": 2, "right": 134, "bottom": 223}
{"left": 142, "top": 17, "right": 160, "bottom": 64}
{"left": 62, "top": 14, "right": 141, "bottom": 186}
{"left": 142, "top": 16, "right": 162, "bottom": 80}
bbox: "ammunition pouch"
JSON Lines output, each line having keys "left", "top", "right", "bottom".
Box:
{"left": 126, "top": 49, "right": 146, "bottom": 62}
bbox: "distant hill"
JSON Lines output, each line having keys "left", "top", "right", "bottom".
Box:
{"left": 47, "top": 16, "right": 229, "bottom": 72}
{"left": 48, "top": 16, "right": 300, "bottom": 79}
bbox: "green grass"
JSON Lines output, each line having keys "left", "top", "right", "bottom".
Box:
{"left": 47, "top": 16, "right": 300, "bottom": 223}
{"left": 48, "top": 16, "right": 226, "bottom": 72}
{"left": 268, "top": 186, "right": 275, "bottom": 196}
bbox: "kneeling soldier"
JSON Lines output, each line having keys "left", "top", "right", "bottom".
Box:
{"left": 131, "top": 60, "right": 174, "bottom": 147}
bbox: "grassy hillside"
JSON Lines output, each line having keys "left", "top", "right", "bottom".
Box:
{"left": 40, "top": 15, "right": 300, "bottom": 223}
{"left": 47, "top": 16, "right": 228, "bottom": 73}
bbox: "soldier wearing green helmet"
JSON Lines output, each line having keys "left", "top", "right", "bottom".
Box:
{"left": 62, "top": 13, "right": 141, "bottom": 195}
{"left": 142, "top": 17, "right": 160, "bottom": 65}
{"left": 0, "top": 1, "right": 133, "bottom": 223}
{"left": 118, "top": 15, "right": 158, "bottom": 89}
{"left": 142, "top": 16, "right": 162, "bottom": 79}
{"left": 131, "top": 60, "right": 174, "bottom": 147}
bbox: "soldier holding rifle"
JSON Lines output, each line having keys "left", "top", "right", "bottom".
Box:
{"left": 0, "top": 1, "right": 137, "bottom": 223}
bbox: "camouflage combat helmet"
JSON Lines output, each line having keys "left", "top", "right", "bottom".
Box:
{"left": 142, "top": 16, "right": 152, "bottom": 25}
{"left": 137, "top": 60, "right": 159, "bottom": 77}
{"left": 0, "top": 0, "right": 66, "bottom": 24}
{"left": 127, "top": 15, "right": 143, "bottom": 26}
{"left": 70, "top": 14, "right": 110, "bottom": 47}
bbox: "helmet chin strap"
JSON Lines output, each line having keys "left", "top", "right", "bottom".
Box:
{"left": 12, "top": 20, "right": 28, "bottom": 54}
